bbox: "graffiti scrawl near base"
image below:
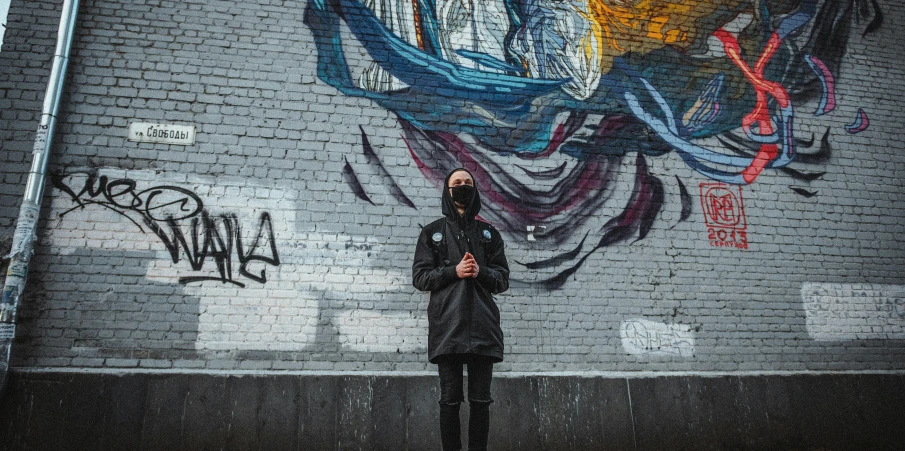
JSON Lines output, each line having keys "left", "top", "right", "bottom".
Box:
{"left": 51, "top": 171, "right": 280, "bottom": 287}
{"left": 621, "top": 318, "right": 696, "bottom": 357}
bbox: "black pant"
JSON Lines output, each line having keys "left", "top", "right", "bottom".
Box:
{"left": 437, "top": 354, "right": 494, "bottom": 451}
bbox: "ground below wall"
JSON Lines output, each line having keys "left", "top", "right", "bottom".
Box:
{"left": 0, "top": 371, "right": 902, "bottom": 450}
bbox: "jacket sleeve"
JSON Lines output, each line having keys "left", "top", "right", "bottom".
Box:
{"left": 476, "top": 229, "right": 509, "bottom": 294}
{"left": 412, "top": 226, "right": 459, "bottom": 292}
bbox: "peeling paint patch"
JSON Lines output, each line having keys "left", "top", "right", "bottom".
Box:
{"left": 803, "top": 282, "right": 905, "bottom": 341}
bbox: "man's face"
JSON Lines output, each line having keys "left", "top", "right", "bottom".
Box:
{"left": 448, "top": 170, "right": 475, "bottom": 207}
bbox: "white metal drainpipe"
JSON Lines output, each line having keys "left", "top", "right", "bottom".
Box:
{"left": 1, "top": 0, "right": 81, "bottom": 381}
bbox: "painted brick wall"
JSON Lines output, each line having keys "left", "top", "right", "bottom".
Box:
{"left": 1, "top": 0, "right": 904, "bottom": 374}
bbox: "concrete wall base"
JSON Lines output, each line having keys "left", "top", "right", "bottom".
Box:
{"left": 0, "top": 371, "right": 902, "bottom": 450}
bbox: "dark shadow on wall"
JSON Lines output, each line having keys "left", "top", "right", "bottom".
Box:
{"left": 12, "top": 247, "right": 202, "bottom": 366}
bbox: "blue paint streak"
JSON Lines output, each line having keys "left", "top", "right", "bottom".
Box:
{"left": 335, "top": 0, "right": 567, "bottom": 104}
{"left": 805, "top": 54, "right": 831, "bottom": 116}
{"left": 776, "top": 0, "right": 818, "bottom": 38}
{"left": 455, "top": 50, "right": 527, "bottom": 74}
{"left": 681, "top": 74, "right": 724, "bottom": 136}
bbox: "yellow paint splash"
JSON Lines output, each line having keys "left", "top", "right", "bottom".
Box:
{"left": 581, "top": 0, "right": 743, "bottom": 73}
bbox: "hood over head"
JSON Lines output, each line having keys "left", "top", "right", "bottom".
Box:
{"left": 441, "top": 167, "right": 481, "bottom": 222}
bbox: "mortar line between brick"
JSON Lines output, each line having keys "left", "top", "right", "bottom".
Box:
{"left": 11, "top": 368, "right": 905, "bottom": 378}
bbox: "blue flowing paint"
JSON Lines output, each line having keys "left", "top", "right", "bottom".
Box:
{"left": 455, "top": 50, "right": 528, "bottom": 74}
{"left": 805, "top": 54, "right": 836, "bottom": 116}
{"left": 624, "top": 76, "right": 796, "bottom": 185}
{"left": 335, "top": 0, "right": 567, "bottom": 103}
{"left": 680, "top": 74, "right": 724, "bottom": 136}
{"left": 305, "top": 0, "right": 577, "bottom": 153}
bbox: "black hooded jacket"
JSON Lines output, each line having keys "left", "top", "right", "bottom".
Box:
{"left": 412, "top": 169, "right": 509, "bottom": 363}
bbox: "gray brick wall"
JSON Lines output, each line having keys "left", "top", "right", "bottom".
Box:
{"left": 1, "top": 0, "right": 904, "bottom": 373}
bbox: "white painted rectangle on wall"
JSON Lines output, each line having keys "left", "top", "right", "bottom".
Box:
{"left": 802, "top": 283, "right": 905, "bottom": 341}
{"left": 128, "top": 122, "right": 196, "bottom": 145}
{"left": 620, "top": 318, "right": 695, "bottom": 357}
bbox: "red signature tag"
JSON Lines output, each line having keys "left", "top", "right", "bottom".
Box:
{"left": 699, "top": 182, "right": 748, "bottom": 250}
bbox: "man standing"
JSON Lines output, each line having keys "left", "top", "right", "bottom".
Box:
{"left": 413, "top": 167, "right": 509, "bottom": 451}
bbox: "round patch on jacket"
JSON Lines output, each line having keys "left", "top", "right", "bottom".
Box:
{"left": 432, "top": 232, "right": 443, "bottom": 243}
{"left": 482, "top": 229, "right": 492, "bottom": 240}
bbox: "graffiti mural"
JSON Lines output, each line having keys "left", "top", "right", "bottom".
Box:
{"left": 312, "top": 0, "right": 880, "bottom": 287}
{"left": 51, "top": 171, "right": 280, "bottom": 288}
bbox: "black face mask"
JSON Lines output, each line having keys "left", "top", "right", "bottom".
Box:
{"left": 449, "top": 185, "right": 475, "bottom": 204}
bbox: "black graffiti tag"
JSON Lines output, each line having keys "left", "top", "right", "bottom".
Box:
{"left": 52, "top": 171, "right": 280, "bottom": 287}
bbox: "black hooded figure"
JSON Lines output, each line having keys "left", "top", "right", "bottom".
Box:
{"left": 413, "top": 167, "right": 509, "bottom": 451}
